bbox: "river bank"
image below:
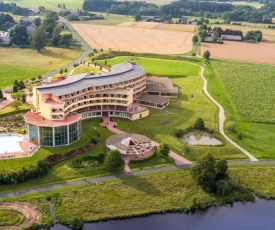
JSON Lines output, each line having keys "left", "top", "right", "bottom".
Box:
{"left": 50, "top": 197, "right": 275, "bottom": 230}
{"left": 2, "top": 166, "right": 275, "bottom": 229}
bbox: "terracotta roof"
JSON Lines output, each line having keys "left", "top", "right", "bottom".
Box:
{"left": 44, "top": 99, "right": 64, "bottom": 106}
{"left": 24, "top": 111, "right": 81, "bottom": 127}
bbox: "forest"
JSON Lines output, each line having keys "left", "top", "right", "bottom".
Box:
{"left": 83, "top": 0, "right": 275, "bottom": 23}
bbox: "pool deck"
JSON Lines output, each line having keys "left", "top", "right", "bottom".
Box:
{"left": 0, "top": 133, "right": 37, "bottom": 159}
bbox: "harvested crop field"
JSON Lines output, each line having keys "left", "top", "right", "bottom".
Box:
{"left": 71, "top": 23, "right": 193, "bottom": 54}
{"left": 201, "top": 35, "right": 275, "bottom": 65}
{"left": 118, "top": 21, "right": 195, "bottom": 32}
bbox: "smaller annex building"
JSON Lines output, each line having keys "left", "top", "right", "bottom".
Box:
{"left": 106, "top": 133, "right": 153, "bottom": 155}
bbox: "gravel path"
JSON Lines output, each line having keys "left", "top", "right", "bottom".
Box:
{"left": 198, "top": 64, "right": 258, "bottom": 161}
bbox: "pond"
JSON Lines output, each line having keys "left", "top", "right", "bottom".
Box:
{"left": 184, "top": 133, "right": 222, "bottom": 146}
{"left": 50, "top": 198, "right": 275, "bottom": 230}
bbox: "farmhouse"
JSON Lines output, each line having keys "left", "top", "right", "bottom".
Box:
{"left": 188, "top": 19, "right": 198, "bottom": 25}
{"left": 24, "top": 62, "right": 178, "bottom": 147}
{"left": 221, "top": 34, "right": 242, "bottom": 41}
{"left": 0, "top": 31, "right": 10, "bottom": 45}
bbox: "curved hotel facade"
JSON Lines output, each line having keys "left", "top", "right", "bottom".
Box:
{"left": 24, "top": 62, "right": 178, "bottom": 147}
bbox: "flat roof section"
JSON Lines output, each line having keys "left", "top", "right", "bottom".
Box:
{"left": 135, "top": 94, "right": 169, "bottom": 104}
{"left": 36, "top": 62, "right": 145, "bottom": 96}
{"left": 146, "top": 77, "right": 178, "bottom": 94}
{"left": 24, "top": 111, "right": 81, "bottom": 127}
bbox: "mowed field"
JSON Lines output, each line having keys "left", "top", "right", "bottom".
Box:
{"left": 201, "top": 26, "right": 275, "bottom": 65}
{"left": 71, "top": 22, "right": 194, "bottom": 54}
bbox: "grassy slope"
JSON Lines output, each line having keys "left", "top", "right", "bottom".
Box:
{"left": 98, "top": 56, "right": 245, "bottom": 160}
{"left": 97, "top": 56, "right": 200, "bottom": 77}
{"left": 205, "top": 60, "right": 275, "bottom": 159}
{"left": 0, "top": 47, "right": 81, "bottom": 88}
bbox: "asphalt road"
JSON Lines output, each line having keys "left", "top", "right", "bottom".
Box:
{"left": 1, "top": 161, "right": 275, "bottom": 199}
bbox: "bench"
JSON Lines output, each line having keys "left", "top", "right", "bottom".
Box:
{"left": 161, "top": 120, "right": 170, "bottom": 125}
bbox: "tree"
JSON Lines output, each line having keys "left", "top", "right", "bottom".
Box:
{"left": 51, "top": 26, "right": 61, "bottom": 46}
{"left": 13, "top": 85, "right": 18, "bottom": 93}
{"left": 10, "top": 25, "right": 29, "bottom": 45}
{"left": 60, "top": 33, "right": 72, "bottom": 48}
{"left": 97, "top": 152, "right": 105, "bottom": 164}
{"left": 106, "top": 150, "right": 124, "bottom": 172}
{"left": 157, "top": 143, "right": 170, "bottom": 157}
{"left": 194, "top": 118, "right": 205, "bottom": 130}
{"left": 192, "top": 35, "right": 199, "bottom": 44}
{"left": 11, "top": 101, "right": 21, "bottom": 110}
{"left": 134, "top": 14, "right": 141, "bottom": 22}
{"left": 34, "top": 17, "right": 42, "bottom": 27}
{"left": 14, "top": 80, "right": 19, "bottom": 87}
{"left": 216, "top": 159, "right": 228, "bottom": 180}
{"left": 31, "top": 27, "right": 47, "bottom": 52}
{"left": 203, "top": 50, "right": 211, "bottom": 59}
{"left": 0, "top": 89, "right": 3, "bottom": 99}
{"left": 69, "top": 217, "right": 84, "bottom": 230}
{"left": 192, "top": 153, "right": 217, "bottom": 192}
{"left": 21, "top": 93, "right": 26, "bottom": 103}
{"left": 19, "top": 80, "right": 26, "bottom": 89}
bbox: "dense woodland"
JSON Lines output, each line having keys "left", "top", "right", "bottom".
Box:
{"left": 83, "top": 0, "right": 275, "bottom": 23}
{"left": 0, "top": 1, "right": 31, "bottom": 15}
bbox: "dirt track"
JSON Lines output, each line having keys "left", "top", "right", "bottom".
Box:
{"left": 0, "top": 202, "right": 42, "bottom": 230}
{"left": 71, "top": 23, "right": 193, "bottom": 54}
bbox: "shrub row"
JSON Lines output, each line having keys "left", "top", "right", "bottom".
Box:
{"left": 0, "top": 139, "right": 97, "bottom": 185}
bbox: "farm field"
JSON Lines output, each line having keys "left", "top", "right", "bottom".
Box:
{"left": 201, "top": 35, "right": 275, "bottom": 65}
{"left": 3, "top": 0, "right": 84, "bottom": 10}
{"left": 205, "top": 60, "right": 275, "bottom": 159}
{"left": 71, "top": 23, "right": 193, "bottom": 54}
{"left": 118, "top": 21, "right": 195, "bottom": 32}
{"left": 0, "top": 47, "right": 81, "bottom": 88}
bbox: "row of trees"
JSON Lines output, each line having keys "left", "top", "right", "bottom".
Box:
{"left": 0, "top": 2, "right": 31, "bottom": 16}
{"left": 82, "top": 0, "right": 273, "bottom": 23}
{"left": 0, "top": 13, "right": 14, "bottom": 31}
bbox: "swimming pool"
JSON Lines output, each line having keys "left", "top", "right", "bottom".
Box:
{"left": 0, "top": 134, "right": 24, "bottom": 154}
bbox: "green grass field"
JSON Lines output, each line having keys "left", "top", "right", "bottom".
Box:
{"left": 47, "top": 170, "right": 253, "bottom": 224}
{"left": 0, "top": 47, "right": 81, "bottom": 88}
{"left": 205, "top": 60, "right": 275, "bottom": 159}
{"left": 97, "top": 56, "right": 200, "bottom": 77}
{"left": 0, "top": 209, "right": 25, "bottom": 227}
{"left": 72, "top": 65, "right": 102, "bottom": 75}
{"left": 3, "top": 0, "right": 84, "bottom": 10}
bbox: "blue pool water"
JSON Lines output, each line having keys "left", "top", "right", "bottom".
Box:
{"left": 0, "top": 134, "right": 24, "bottom": 154}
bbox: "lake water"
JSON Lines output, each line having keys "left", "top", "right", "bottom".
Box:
{"left": 51, "top": 198, "right": 275, "bottom": 230}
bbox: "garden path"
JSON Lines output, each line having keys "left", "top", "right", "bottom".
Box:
{"left": 199, "top": 65, "right": 258, "bottom": 161}
{"left": 0, "top": 92, "right": 14, "bottom": 109}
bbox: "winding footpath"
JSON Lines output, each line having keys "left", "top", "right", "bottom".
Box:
{"left": 198, "top": 65, "right": 258, "bottom": 161}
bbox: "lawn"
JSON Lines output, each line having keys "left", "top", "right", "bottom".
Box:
{"left": 42, "top": 170, "right": 253, "bottom": 224}
{"left": 0, "top": 65, "right": 44, "bottom": 89}
{"left": 230, "top": 165, "right": 275, "bottom": 199}
{"left": 0, "top": 47, "right": 81, "bottom": 88}
{"left": 205, "top": 59, "right": 275, "bottom": 159}
{"left": 97, "top": 56, "right": 200, "bottom": 77}
{"left": 0, "top": 101, "right": 31, "bottom": 116}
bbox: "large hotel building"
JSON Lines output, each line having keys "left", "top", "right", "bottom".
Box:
{"left": 24, "top": 62, "right": 178, "bottom": 147}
